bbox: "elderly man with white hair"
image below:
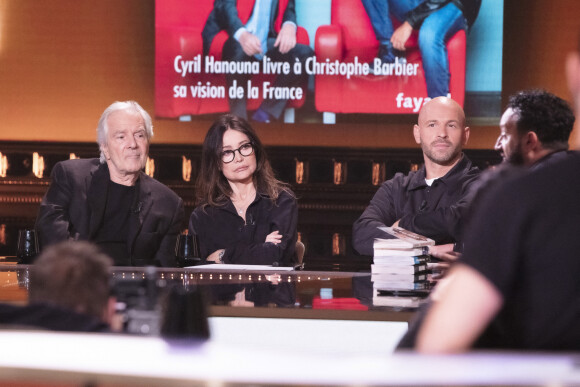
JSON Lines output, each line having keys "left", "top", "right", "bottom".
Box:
{"left": 36, "top": 101, "right": 184, "bottom": 267}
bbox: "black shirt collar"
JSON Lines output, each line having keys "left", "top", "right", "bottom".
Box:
{"left": 408, "top": 154, "right": 470, "bottom": 191}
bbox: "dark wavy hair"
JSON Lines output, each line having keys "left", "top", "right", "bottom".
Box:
{"left": 195, "top": 114, "right": 293, "bottom": 207}
{"left": 507, "top": 89, "right": 575, "bottom": 151}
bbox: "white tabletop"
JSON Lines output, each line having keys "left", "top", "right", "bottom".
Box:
{"left": 0, "top": 329, "right": 579, "bottom": 386}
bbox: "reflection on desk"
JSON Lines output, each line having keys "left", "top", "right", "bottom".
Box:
{"left": 0, "top": 263, "right": 414, "bottom": 368}
{"left": 0, "top": 265, "right": 422, "bottom": 323}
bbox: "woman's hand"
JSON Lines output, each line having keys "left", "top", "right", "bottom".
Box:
{"left": 206, "top": 249, "right": 225, "bottom": 263}
{"left": 265, "top": 230, "right": 282, "bottom": 245}
{"left": 229, "top": 288, "right": 255, "bottom": 307}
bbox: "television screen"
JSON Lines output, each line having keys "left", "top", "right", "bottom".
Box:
{"left": 155, "top": 0, "right": 503, "bottom": 124}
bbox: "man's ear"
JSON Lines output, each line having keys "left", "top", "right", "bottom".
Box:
{"left": 413, "top": 124, "right": 421, "bottom": 144}
{"left": 101, "top": 144, "right": 109, "bottom": 160}
{"left": 521, "top": 131, "right": 540, "bottom": 155}
{"left": 525, "top": 131, "right": 539, "bottom": 147}
{"left": 463, "top": 126, "right": 470, "bottom": 146}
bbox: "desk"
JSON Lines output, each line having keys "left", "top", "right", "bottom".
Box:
{"left": 0, "top": 262, "right": 421, "bottom": 322}
{"left": 0, "top": 262, "right": 419, "bottom": 355}
{"left": 2, "top": 263, "right": 579, "bottom": 386}
{"left": 0, "top": 331, "right": 579, "bottom": 386}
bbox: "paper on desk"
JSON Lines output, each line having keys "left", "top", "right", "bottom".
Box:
{"left": 185, "top": 263, "right": 294, "bottom": 271}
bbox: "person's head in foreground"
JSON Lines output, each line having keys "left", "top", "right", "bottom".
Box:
{"left": 29, "top": 241, "right": 115, "bottom": 326}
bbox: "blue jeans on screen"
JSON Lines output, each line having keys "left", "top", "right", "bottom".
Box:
{"left": 360, "top": 0, "right": 467, "bottom": 98}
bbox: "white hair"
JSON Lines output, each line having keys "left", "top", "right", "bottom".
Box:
{"left": 96, "top": 101, "right": 154, "bottom": 163}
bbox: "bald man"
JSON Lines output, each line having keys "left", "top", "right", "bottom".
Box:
{"left": 353, "top": 97, "right": 480, "bottom": 256}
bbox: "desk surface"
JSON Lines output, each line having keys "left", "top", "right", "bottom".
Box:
{"left": 3, "top": 262, "right": 580, "bottom": 386}
{"left": 1, "top": 330, "right": 579, "bottom": 386}
{"left": 0, "top": 260, "right": 426, "bottom": 322}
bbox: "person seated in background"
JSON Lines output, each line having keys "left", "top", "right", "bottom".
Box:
{"left": 0, "top": 241, "right": 115, "bottom": 332}
{"left": 414, "top": 43, "right": 580, "bottom": 352}
{"left": 395, "top": 89, "right": 576, "bottom": 349}
{"left": 35, "top": 101, "right": 184, "bottom": 267}
{"left": 352, "top": 96, "right": 480, "bottom": 261}
{"left": 189, "top": 114, "right": 298, "bottom": 266}
{"left": 202, "top": 0, "right": 314, "bottom": 123}
{"left": 495, "top": 89, "right": 575, "bottom": 169}
{"left": 361, "top": 0, "right": 481, "bottom": 98}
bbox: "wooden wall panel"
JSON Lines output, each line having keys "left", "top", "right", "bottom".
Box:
{"left": 0, "top": 0, "right": 579, "bottom": 148}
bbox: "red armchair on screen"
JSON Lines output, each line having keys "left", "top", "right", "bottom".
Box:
{"left": 155, "top": 0, "right": 310, "bottom": 119}
{"left": 314, "top": 0, "right": 466, "bottom": 122}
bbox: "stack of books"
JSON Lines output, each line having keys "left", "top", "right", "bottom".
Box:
{"left": 371, "top": 227, "right": 434, "bottom": 307}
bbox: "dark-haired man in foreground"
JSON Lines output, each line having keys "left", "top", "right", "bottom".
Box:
{"left": 396, "top": 89, "right": 575, "bottom": 349}
{"left": 416, "top": 52, "right": 580, "bottom": 351}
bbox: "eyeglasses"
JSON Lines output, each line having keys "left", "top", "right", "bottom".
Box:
{"left": 221, "top": 142, "right": 254, "bottom": 163}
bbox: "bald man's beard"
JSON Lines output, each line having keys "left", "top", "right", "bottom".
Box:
{"left": 421, "top": 140, "right": 463, "bottom": 166}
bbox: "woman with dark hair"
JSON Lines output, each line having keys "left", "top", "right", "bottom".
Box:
{"left": 189, "top": 114, "right": 298, "bottom": 266}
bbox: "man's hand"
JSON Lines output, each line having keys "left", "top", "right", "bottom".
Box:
{"left": 239, "top": 31, "right": 263, "bottom": 56}
{"left": 390, "top": 21, "right": 413, "bottom": 51}
{"left": 274, "top": 23, "right": 297, "bottom": 54}
{"left": 428, "top": 243, "right": 461, "bottom": 262}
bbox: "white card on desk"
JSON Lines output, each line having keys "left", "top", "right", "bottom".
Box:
{"left": 185, "top": 264, "right": 294, "bottom": 271}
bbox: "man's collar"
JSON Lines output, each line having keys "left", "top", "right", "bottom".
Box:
{"left": 408, "top": 165, "right": 428, "bottom": 190}
{"left": 407, "top": 154, "right": 469, "bottom": 190}
{"left": 529, "top": 149, "right": 569, "bottom": 170}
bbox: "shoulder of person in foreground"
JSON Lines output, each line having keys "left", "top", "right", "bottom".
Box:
{"left": 415, "top": 157, "right": 577, "bottom": 353}
{"left": 0, "top": 302, "right": 111, "bottom": 333}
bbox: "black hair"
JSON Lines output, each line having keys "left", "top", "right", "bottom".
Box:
{"left": 507, "top": 89, "right": 575, "bottom": 150}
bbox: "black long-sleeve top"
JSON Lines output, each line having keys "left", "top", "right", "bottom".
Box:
{"left": 189, "top": 190, "right": 297, "bottom": 266}
{"left": 352, "top": 155, "right": 480, "bottom": 256}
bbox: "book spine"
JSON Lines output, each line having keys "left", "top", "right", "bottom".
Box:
{"left": 371, "top": 273, "right": 428, "bottom": 283}
{"left": 373, "top": 282, "right": 430, "bottom": 291}
{"left": 372, "top": 247, "right": 425, "bottom": 256}
{"left": 371, "top": 263, "right": 428, "bottom": 274}
{"left": 372, "top": 255, "right": 429, "bottom": 265}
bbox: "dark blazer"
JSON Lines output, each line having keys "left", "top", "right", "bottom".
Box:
{"left": 35, "top": 158, "right": 184, "bottom": 267}
{"left": 202, "top": 0, "right": 297, "bottom": 56}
